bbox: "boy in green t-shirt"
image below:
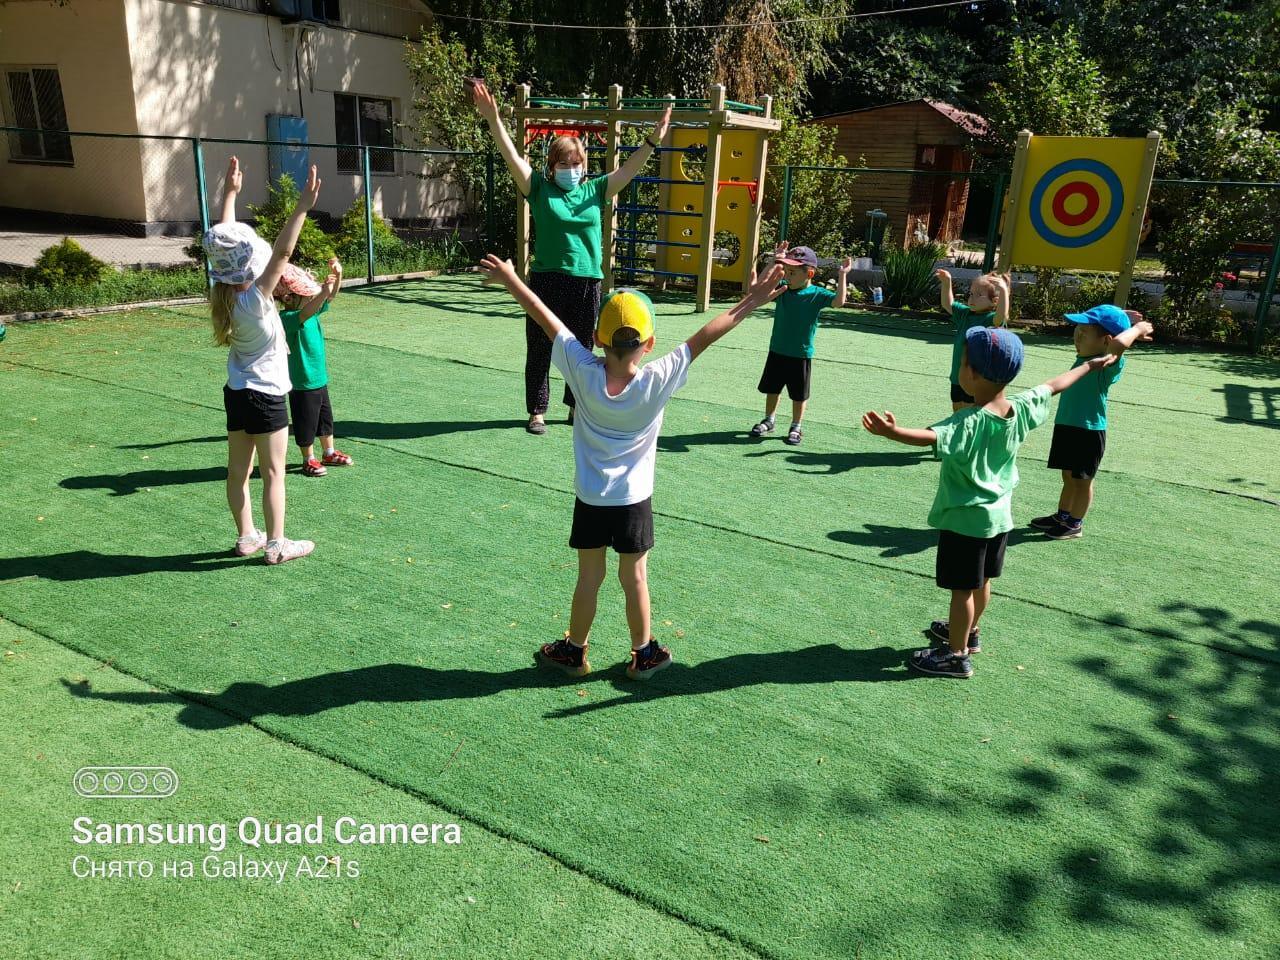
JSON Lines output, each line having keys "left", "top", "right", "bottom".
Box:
{"left": 935, "top": 269, "right": 1010, "bottom": 410}
{"left": 275, "top": 259, "right": 353, "bottom": 478}
{"left": 1030, "top": 304, "right": 1154, "bottom": 539}
{"left": 863, "top": 326, "right": 1118, "bottom": 679}
{"left": 749, "top": 243, "right": 853, "bottom": 446}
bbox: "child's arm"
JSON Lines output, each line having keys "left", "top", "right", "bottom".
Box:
{"left": 684, "top": 264, "right": 785, "bottom": 361}
{"left": 219, "top": 157, "right": 242, "bottom": 225}
{"left": 471, "top": 80, "right": 533, "bottom": 197}
{"left": 935, "top": 269, "right": 954, "bottom": 311}
{"left": 1043, "top": 353, "right": 1118, "bottom": 396}
{"left": 993, "top": 275, "right": 1010, "bottom": 327}
{"left": 477, "top": 254, "right": 566, "bottom": 341}
{"left": 606, "top": 105, "right": 671, "bottom": 198}
{"left": 862, "top": 410, "right": 937, "bottom": 447}
{"left": 298, "top": 261, "right": 341, "bottom": 323}
{"left": 833, "top": 256, "right": 853, "bottom": 309}
{"left": 325, "top": 257, "right": 342, "bottom": 303}
{"left": 256, "top": 164, "right": 321, "bottom": 298}
{"left": 1109, "top": 316, "right": 1155, "bottom": 355}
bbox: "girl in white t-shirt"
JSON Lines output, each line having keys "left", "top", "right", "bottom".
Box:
{"left": 202, "top": 157, "right": 319, "bottom": 565}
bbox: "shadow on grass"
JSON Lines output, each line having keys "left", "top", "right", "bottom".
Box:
{"left": 826, "top": 523, "right": 1073, "bottom": 559}
{"left": 744, "top": 448, "right": 928, "bottom": 476}
{"left": 1214, "top": 383, "right": 1280, "bottom": 429}
{"left": 118, "top": 435, "right": 223, "bottom": 450}
{"left": 340, "top": 419, "right": 527, "bottom": 441}
{"left": 60, "top": 467, "right": 227, "bottom": 496}
{"left": 0, "top": 550, "right": 250, "bottom": 581}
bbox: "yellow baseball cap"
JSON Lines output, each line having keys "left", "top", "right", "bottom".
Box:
{"left": 596, "top": 288, "right": 656, "bottom": 350}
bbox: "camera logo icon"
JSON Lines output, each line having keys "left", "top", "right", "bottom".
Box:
{"left": 74, "top": 766, "right": 178, "bottom": 799}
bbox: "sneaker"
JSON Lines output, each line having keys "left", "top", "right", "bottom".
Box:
{"left": 1030, "top": 513, "right": 1066, "bottom": 530}
{"left": 233, "top": 529, "right": 267, "bottom": 557}
{"left": 526, "top": 416, "right": 547, "bottom": 436}
{"left": 928, "top": 619, "right": 981, "bottom": 654}
{"left": 750, "top": 418, "right": 775, "bottom": 437}
{"left": 1045, "top": 521, "right": 1083, "bottom": 540}
{"left": 536, "top": 634, "right": 590, "bottom": 678}
{"left": 626, "top": 640, "right": 673, "bottom": 681}
{"left": 302, "top": 458, "right": 327, "bottom": 477}
{"left": 263, "top": 538, "right": 315, "bottom": 565}
{"left": 784, "top": 426, "right": 803, "bottom": 446}
{"left": 321, "top": 449, "right": 354, "bottom": 466}
{"left": 908, "top": 646, "right": 973, "bottom": 679}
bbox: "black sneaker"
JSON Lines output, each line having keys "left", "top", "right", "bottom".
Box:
{"left": 1045, "top": 521, "right": 1083, "bottom": 540}
{"left": 1030, "top": 513, "right": 1066, "bottom": 530}
{"left": 536, "top": 634, "right": 590, "bottom": 677}
{"left": 626, "top": 640, "right": 672, "bottom": 681}
{"left": 928, "top": 619, "right": 981, "bottom": 654}
{"left": 750, "top": 419, "right": 775, "bottom": 437}
{"left": 908, "top": 646, "right": 973, "bottom": 679}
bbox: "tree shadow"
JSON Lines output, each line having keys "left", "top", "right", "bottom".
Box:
{"left": 744, "top": 448, "right": 928, "bottom": 476}
{"left": 0, "top": 550, "right": 251, "bottom": 582}
{"left": 1214, "top": 383, "right": 1280, "bottom": 429}
{"left": 340, "top": 418, "right": 527, "bottom": 441}
{"left": 59, "top": 467, "right": 228, "bottom": 496}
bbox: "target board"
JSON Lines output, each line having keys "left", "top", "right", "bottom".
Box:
{"left": 1008, "top": 136, "right": 1154, "bottom": 272}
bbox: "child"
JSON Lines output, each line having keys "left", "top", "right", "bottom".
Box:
{"left": 862, "top": 326, "right": 1118, "bottom": 678}
{"left": 203, "top": 155, "right": 317, "bottom": 565}
{"left": 749, "top": 243, "right": 853, "bottom": 445}
{"left": 478, "top": 252, "right": 785, "bottom": 680}
{"left": 276, "top": 260, "right": 356, "bottom": 477}
{"left": 1030, "top": 304, "right": 1154, "bottom": 539}
{"left": 935, "top": 269, "right": 1010, "bottom": 410}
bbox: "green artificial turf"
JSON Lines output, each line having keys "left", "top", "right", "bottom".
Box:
{"left": 1, "top": 275, "right": 1278, "bottom": 959}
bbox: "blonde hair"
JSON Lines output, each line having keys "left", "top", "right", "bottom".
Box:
{"left": 971, "top": 271, "right": 1009, "bottom": 301}
{"left": 545, "top": 135, "right": 587, "bottom": 177}
{"left": 210, "top": 282, "right": 237, "bottom": 346}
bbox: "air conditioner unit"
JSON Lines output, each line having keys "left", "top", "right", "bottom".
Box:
{"left": 262, "top": 0, "right": 331, "bottom": 24}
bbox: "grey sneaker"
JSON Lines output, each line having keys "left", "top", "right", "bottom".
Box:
{"left": 264, "top": 538, "right": 315, "bottom": 565}
{"left": 233, "top": 529, "right": 267, "bottom": 557}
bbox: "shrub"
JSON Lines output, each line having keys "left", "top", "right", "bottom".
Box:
{"left": 247, "top": 174, "right": 335, "bottom": 272}
{"left": 882, "top": 240, "right": 944, "bottom": 308}
{"left": 1, "top": 265, "right": 205, "bottom": 314}
{"left": 30, "top": 238, "right": 108, "bottom": 288}
{"left": 335, "top": 199, "right": 406, "bottom": 267}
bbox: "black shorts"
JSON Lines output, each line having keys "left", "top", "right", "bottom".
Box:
{"left": 1048, "top": 424, "right": 1107, "bottom": 479}
{"left": 224, "top": 385, "right": 288, "bottom": 435}
{"left": 757, "top": 351, "right": 812, "bottom": 401}
{"left": 289, "top": 386, "right": 334, "bottom": 448}
{"left": 950, "top": 382, "right": 976, "bottom": 404}
{"left": 936, "top": 529, "right": 1008, "bottom": 590}
{"left": 569, "top": 497, "right": 654, "bottom": 554}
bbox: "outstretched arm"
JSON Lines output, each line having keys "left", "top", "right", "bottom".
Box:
{"left": 471, "top": 80, "right": 533, "bottom": 197}
{"left": 935, "top": 269, "right": 954, "bottom": 312}
{"left": 298, "top": 260, "right": 342, "bottom": 323}
{"left": 1044, "top": 353, "right": 1118, "bottom": 396}
{"left": 833, "top": 256, "right": 853, "bottom": 309}
{"left": 684, "top": 264, "right": 785, "bottom": 361}
{"left": 993, "top": 275, "right": 1010, "bottom": 327}
{"left": 219, "top": 156, "right": 242, "bottom": 225}
{"left": 1109, "top": 316, "right": 1155, "bottom": 355}
{"left": 606, "top": 105, "right": 671, "bottom": 198}
{"left": 862, "top": 410, "right": 937, "bottom": 447}
{"left": 477, "top": 254, "right": 566, "bottom": 341}
{"left": 256, "top": 164, "right": 321, "bottom": 297}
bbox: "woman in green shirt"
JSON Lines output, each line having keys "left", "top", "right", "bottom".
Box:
{"left": 472, "top": 81, "right": 670, "bottom": 434}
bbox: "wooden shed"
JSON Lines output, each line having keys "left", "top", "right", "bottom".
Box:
{"left": 807, "top": 100, "right": 991, "bottom": 249}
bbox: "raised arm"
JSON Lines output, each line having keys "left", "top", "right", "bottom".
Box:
{"left": 470, "top": 80, "right": 533, "bottom": 197}
{"left": 1109, "top": 316, "right": 1155, "bottom": 354}
{"left": 993, "top": 274, "right": 1010, "bottom": 327}
{"left": 935, "top": 269, "right": 954, "bottom": 312}
{"left": 219, "top": 156, "right": 242, "bottom": 225}
{"left": 477, "top": 254, "right": 566, "bottom": 341}
{"left": 684, "top": 264, "right": 784, "bottom": 361}
{"left": 1043, "top": 353, "right": 1118, "bottom": 396}
{"left": 862, "top": 410, "right": 937, "bottom": 447}
{"left": 833, "top": 256, "right": 853, "bottom": 309}
{"left": 298, "top": 259, "right": 342, "bottom": 322}
{"left": 256, "top": 164, "right": 320, "bottom": 297}
{"left": 606, "top": 105, "right": 671, "bottom": 199}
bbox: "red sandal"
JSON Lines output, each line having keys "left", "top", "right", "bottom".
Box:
{"left": 321, "top": 449, "right": 354, "bottom": 466}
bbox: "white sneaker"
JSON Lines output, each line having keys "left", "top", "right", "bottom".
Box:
{"left": 233, "top": 529, "right": 267, "bottom": 557}
{"left": 263, "top": 538, "right": 315, "bottom": 565}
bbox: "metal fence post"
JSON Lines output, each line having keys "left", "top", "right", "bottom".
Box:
{"left": 983, "top": 171, "right": 1006, "bottom": 274}
{"left": 1251, "top": 219, "right": 1280, "bottom": 352}
{"left": 484, "top": 149, "right": 496, "bottom": 247}
{"left": 362, "top": 145, "right": 375, "bottom": 284}
{"left": 778, "top": 165, "right": 794, "bottom": 243}
{"left": 192, "top": 137, "right": 211, "bottom": 287}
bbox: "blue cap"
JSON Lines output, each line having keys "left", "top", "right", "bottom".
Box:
{"left": 964, "top": 326, "right": 1024, "bottom": 384}
{"left": 777, "top": 246, "right": 818, "bottom": 268}
{"left": 1065, "top": 304, "right": 1131, "bottom": 335}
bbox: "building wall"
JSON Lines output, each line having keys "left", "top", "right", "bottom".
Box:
{"left": 0, "top": 0, "right": 148, "bottom": 221}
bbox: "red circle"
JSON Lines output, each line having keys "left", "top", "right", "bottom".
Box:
{"left": 1052, "top": 181, "right": 1100, "bottom": 227}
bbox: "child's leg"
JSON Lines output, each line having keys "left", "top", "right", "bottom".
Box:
{"left": 1057, "top": 471, "right": 1073, "bottom": 513}
{"left": 617, "top": 551, "right": 651, "bottom": 650}
{"left": 791, "top": 398, "right": 806, "bottom": 424}
{"left": 299, "top": 441, "right": 315, "bottom": 462}
{"left": 1067, "top": 476, "right": 1095, "bottom": 520}
{"left": 972, "top": 580, "right": 992, "bottom": 629}
{"left": 763, "top": 393, "right": 780, "bottom": 418}
{"left": 947, "top": 588, "right": 977, "bottom": 656}
{"left": 253, "top": 427, "right": 289, "bottom": 541}
{"left": 568, "top": 548, "right": 608, "bottom": 646}
{"left": 226, "top": 431, "right": 257, "bottom": 536}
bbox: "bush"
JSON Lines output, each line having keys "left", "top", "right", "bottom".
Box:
{"left": 882, "top": 241, "right": 944, "bottom": 308}
{"left": 1, "top": 265, "right": 205, "bottom": 314}
{"left": 30, "top": 238, "right": 108, "bottom": 288}
{"left": 335, "top": 199, "right": 406, "bottom": 267}
{"left": 247, "top": 174, "right": 335, "bottom": 272}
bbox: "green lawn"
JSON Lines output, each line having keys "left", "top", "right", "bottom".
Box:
{"left": 2, "top": 275, "right": 1278, "bottom": 959}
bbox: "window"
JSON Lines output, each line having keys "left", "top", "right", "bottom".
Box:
{"left": 335, "top": 93, "right": 394, "bottom": 174}
{"left": 4, "top": 67, "right": 73, "bottom": 164}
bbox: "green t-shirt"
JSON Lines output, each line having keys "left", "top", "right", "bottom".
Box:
{"left": 949, "top": 301, "right": 998, "bottom": 384}
{"left": 528, "top": 174, "right": 609, "bottom": 279}
{"left": 927, "top": 385, "right": 1052, "bottom": 538}
{"left": 1055, "top": 355, "right": 1125, "bottom": 430}
{"left": 769, "top": 284, "right": 837, "bottom": 358}
{"left": 280, "top": 301, "right": 329, "bottom": 391}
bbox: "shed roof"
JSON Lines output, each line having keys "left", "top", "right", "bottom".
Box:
{"left": 809, "top": 99, "right": 989, "bottom": 139}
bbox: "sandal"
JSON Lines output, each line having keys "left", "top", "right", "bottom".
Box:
{"left": 526, "top": 416, "right": 547, "bottom": 435}
{"left": 750, "top": 419, "right": 775, "bottom": 437}
{"left": 784, "top": 426, "right": 803, "bottom": 446}
{"left": 321, "top": 449, "right": 354, "bottom": 466}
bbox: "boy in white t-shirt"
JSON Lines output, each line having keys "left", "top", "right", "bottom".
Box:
{"left": 479, "top": 254, "right": 785, "bottom": 680}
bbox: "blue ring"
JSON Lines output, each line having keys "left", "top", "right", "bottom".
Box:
{"left": 1028, "top": 159, "right": 1124, "bottom": 248}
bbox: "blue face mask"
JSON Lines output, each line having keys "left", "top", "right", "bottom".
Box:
{"left": 553, "top": 166, "right": 584, "bottom": 190}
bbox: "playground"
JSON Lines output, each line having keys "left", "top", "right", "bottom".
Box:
{"left": 3, "top": 273, "right": 1279, "bottom": 959}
